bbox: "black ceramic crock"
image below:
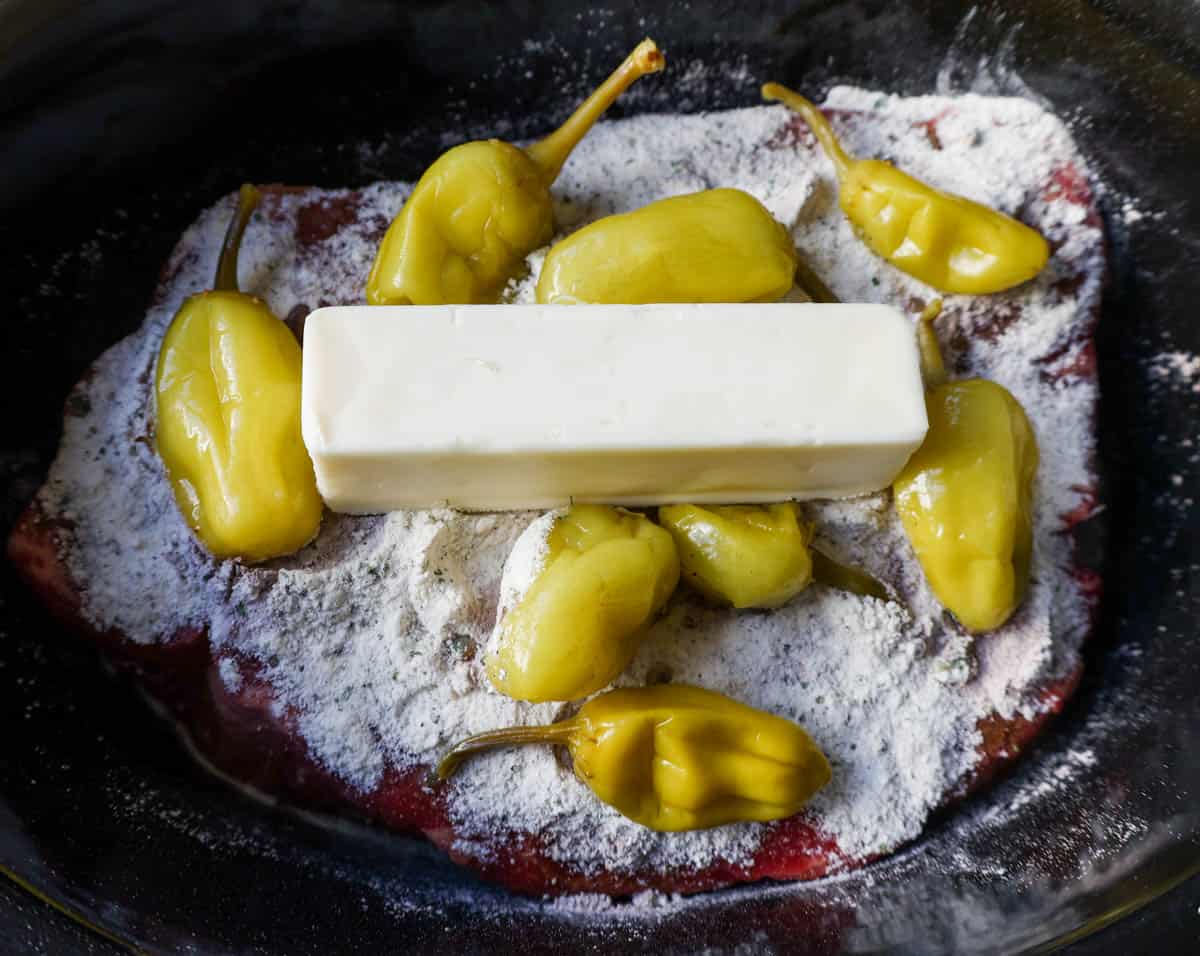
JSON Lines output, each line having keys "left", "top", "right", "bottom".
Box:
{"left": 2, "top": 1, "right": 1199, "bottom": 952}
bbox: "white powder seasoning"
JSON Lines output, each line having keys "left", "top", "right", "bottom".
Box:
{"left": 37, "top": 88, "right": 1103, "bottom": 879}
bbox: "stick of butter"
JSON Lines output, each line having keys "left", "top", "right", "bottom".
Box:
{"left": 301, "top": 303, "right": 928, "bottom": 513}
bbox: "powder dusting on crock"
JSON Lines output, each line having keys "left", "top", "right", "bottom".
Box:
{"left": 36, "top": 89, "right": 1102, "bottom": 875}
{"left": 1149, "top": 350, "right": 1200, "bottom": 394}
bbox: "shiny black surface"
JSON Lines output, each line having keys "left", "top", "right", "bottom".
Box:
{"left": 2, "top": 1, "right": 1199, "bottom": 952}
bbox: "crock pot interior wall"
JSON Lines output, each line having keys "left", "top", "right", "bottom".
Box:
{"left": 2, "top": 1, "right": 1199, "bottom": 953}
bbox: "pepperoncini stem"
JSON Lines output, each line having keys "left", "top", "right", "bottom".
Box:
{"left": 762, "top": 83, "right": 852, "bottom": 177}
{"left": 525, "top": 39, "right": 664, "bottom": 183}
{"left": 793, "top": 255, "right": 839, "bottom": 304}
{"left": 437, "top": 722, "right": 575, "bottom": 780}
{"left": 214, "top": 184, "right": 262, "bottom": 292}
{"left": 917, "top": 298, "right": 948, "bottom": 389}
{"left": 810, "top": 546, "right": 891, "bottom": 603}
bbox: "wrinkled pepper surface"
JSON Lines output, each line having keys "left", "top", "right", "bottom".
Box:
{"left": 438, "top": 684, "right": 831, "bottom": 831}
{"left": 893, "top": 302, "right": 1038, "bottom": 632}
{"left": 366, "top": 39, "right": 664, "bottom": 306}
{"left": 487, "top": 505, "right": 679, "bottom": 702}
{"left": 535, "top": 188, "right": 797, "bottom": 304}
{"left": 155, "top": 185, "right": 323, "bottom": 562}
{"left": 762, "top": 83, "right": 1049, "bottom": 295}
{"left": 657, "top": 503, "right": 813, "bottom": 609}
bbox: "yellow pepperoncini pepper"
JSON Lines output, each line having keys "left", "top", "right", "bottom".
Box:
{"left": 658, "top": 502, "right": 892, "bottom": 608}
{"left": 535, "top": 188, "right": 798, "bottom": 304}
{"left": 154, "top": 185, "right": 323, "bottom": 562}
{"left": 893, "top": 302, "right": 1038, "bottom": 632}
{"left": 657, "top": 503, "right": 813, "bottom": 609}
{"left": 438, "top": 684, "right": 831, "bottom": 832}
{"left": 365, "top": 39, "right": 664, "bottom": 306}
{"left": 762, "top": 83, "right": 1049, "bottom": 295}
{"left": 487, "top": 505, "right": 679, "bottom": 703}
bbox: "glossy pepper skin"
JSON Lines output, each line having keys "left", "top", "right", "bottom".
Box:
{"left": 893, "top": 303, "right": 1039, "bottom": 632}
{"left": 535, "top": 188, "right": 797, "bottom": 305}
{"left": 762, "top": 84, "right": 1049, "bottom": 295}
{"left": 487, "top": 505, "right": 679, "bottom": 703}
{"left": 659, "top": 502, "right": 892, "bottom": 607}
{"left": 366, "top": 39, "right": 664, "bottom": 306}
{"left": 155, "top": 185, "right": 323, "bottom": 562}
{"left": 438, "top": 684, "right": 831, "bottom": 832}
{"left": 658, "top": 503, "right": 813, "bottom": 609}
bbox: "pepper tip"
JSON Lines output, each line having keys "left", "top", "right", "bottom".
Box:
{"left": 237, "top": 183, "right": 263, "bottom": 213}
{"left": 761, "top": 82, "right": 785, "bottom": 103}
{"left": 633, "top": 37, "right": 665, "bottom": 74}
